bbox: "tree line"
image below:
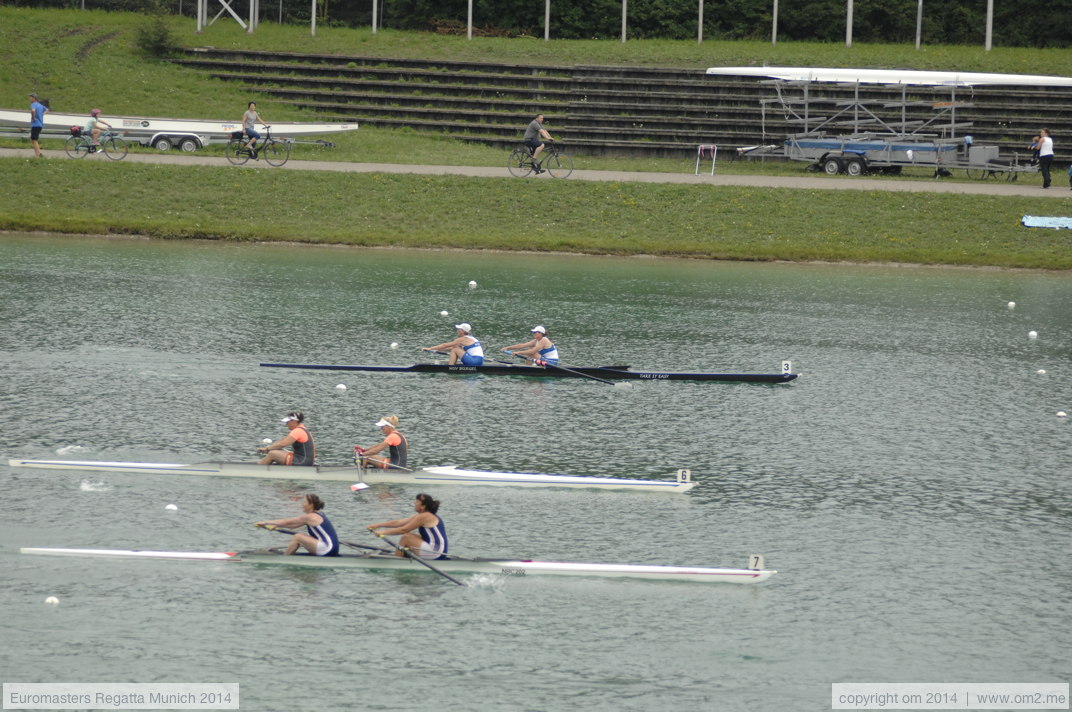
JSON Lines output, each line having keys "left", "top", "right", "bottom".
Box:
{"left": 9, "top": 0, "right": 1068, "bottom": 48}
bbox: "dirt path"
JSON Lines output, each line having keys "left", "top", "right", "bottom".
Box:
{"left": 5, "top": 147, "right": 1070, "bottom": 198}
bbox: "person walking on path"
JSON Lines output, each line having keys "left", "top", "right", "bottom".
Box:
{"left": 523, "top": 114, "right": 555, "bottom": 173}
{"left": 28, "top": 93, "right": 47, "bottom": 158}
{"left": 1037, "top": 128, "right": 1054, "bottom": 188}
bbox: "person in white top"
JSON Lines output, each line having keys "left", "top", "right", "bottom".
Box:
{"left": 1037, "top": 128, "right": 1054, "bottom": 188}
{"left": 422, "top": 323, "right": 484, "bottom": 365}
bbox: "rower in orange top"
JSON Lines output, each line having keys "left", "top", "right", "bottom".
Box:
{"left": 356, "top": 415, "right": 409, "bottom": 471}
{"left": 257, "top": 412, "right": 316, "bottom": 466}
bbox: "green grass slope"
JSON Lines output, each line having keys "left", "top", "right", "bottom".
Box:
{"left": 2, "top": 7, "right": 1071, "bottom": 268}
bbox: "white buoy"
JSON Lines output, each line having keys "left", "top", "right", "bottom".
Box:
{"left": 335, "top": 383, "right": 347, "bottom": 391}
{"left": 440, "top": 310, "right": 449, "bottom": 316}
{"left": 1037, "top": 369, "right": 1047, "bottom": 375}
{"left": 468, "top": 280, "right": 477, "bottom": 288}
{"left": 1029, "top": 330, "right": 1038, "bottom": 339}
{"left": 1058, "top": 411, "right": 1067, "bottom": 418}
{"left": 45, "top": 596, "right": 59, "bottom": 605}
{"left": 165, "top": 503, "right": 178, "bottom": 511}
{"left": 1007, "top": 301, "right": 1016, "bottom": 309}
{"left": 261, "top": 438, "right": 272, "bottom": 444}
{"left": 390, "top": 342, "right": 399, "bottom": 349}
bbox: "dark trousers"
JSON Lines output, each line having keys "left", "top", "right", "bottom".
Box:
{"left": 1039, "top": 154, "right": 1053, "bottom": 187}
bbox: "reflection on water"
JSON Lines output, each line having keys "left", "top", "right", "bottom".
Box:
{"left": 1, "top": 234, "right": 1069, "bottom": 710}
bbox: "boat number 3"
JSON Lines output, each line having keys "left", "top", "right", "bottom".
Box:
{"left": 781, "top": 360, "right": 792, "bottom": 375}
{"left": 676, "top": 469, "right": 692, "bottom": 483}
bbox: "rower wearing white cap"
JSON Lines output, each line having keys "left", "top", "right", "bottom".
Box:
{"left": 356, "top": 415, "right": 409, "bottom": 471}
{"left": 422, "top": 323, "right": 484, "bottom": 365}
{"left": 502, "top": 325, "right": 559, "bottom": 366}
{"left": 257, "top": 412, "right": 316, "bottom": 466}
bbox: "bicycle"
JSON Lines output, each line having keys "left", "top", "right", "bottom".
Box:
{"left": 508, "top": 142, "right": 573, "bottom": 178}
{"left": 226, "top": 126, "right": 291, "bottom": 167}
{"left": 64, "top": 128, "right": 128, "bottom": 161}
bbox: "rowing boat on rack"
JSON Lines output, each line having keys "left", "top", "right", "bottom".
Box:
{"left": 6, "top": 459, "right": 696, "bottom": 493}
{"left": 20, "top": 547, "right": 775, "bottom": 584}
{"left": 259, "top": 361, "right": 798, "bottom": 383}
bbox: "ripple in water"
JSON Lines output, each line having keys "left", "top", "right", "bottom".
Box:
{"left": 79, "top": 481, "right": 111, "bottom": 492}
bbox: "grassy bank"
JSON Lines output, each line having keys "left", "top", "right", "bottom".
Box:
{"left": 1, "top": 7, "right": 1070, "bottom": 177}
{"left": 4, "top": 157, "right": 1070, "bottom": 268}
{"left": 2, "top": 7, "right": 1071, "bottom": 269}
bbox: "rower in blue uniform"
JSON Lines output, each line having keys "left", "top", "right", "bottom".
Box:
{"left": 502, "top": 325, "right": 559, "bottom": 366}
{"left": 255, "top": 493, "right": 339, "bottom": 556}
{"left": 422, "top": 323, "right": 484, "bottom": 365}
{"left": 367, "top": 493, "right": 448, "bottom": 560}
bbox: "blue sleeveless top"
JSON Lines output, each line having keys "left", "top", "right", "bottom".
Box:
{"left": 306, "top": 511, "right": 339, "bottom": 556}
{"left": 418, "top": 515, "right": 448, "bottom": 559}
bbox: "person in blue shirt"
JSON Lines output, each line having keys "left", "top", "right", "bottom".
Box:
{"left": 502, "top": 325, "right": 560, "bottom": 366}
{"left": 255, "top": 493, "right": 339, "bottom": 556}
{"left": 422, "top": 323, "right": 484, "bottom": 365}
{"left": 367, "top": 494, "right": 448, "bottom": 560}
{"left": 28, "top": 93, "right": 47, "bottom": 158}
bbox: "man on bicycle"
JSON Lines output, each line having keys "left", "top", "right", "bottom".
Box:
{"left": 523, "top": 114, "right": 555, "bottom": 174}
{"left": 242, "top": 101, "right": 268, "bottom": 156}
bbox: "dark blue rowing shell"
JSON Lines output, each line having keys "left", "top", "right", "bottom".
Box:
{"left": 260, "top": 362, "right": 797, "bottom": 383}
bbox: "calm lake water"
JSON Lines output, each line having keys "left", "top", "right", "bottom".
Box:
{"left": 1, "top": 234, "right": 1069, "bottom": 711}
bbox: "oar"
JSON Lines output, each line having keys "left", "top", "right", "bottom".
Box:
{"left": 370, "top": 531, "right": 465, "bottom": 586}
{"left": 502, "top": 349, "right": 616, "bottom": 386}
{"left": 256, "top": 524, "right": 391, "bottom": 554}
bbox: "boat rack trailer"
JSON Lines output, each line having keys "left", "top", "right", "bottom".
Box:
{"left": 730, "top": 73, "right": 1040, "bottom": 180}
{"left": 739, "top": 132, "right": 1038, "bottom": 181}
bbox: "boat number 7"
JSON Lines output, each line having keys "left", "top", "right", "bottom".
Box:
{"left": 676, "top": 468, "right": 691, "bottom": 483}
{"left": 748, "top": 554, "right": 765, "bottom": 570}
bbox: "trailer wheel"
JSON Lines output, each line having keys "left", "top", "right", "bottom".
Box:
{"left": 844, "top": 158, "right": 865, "bottom": 176}
{"left": 822, "top": 156, "right": 844, "bottom": 175}
{"left": 178, "top": 137, "right": 200, "bottom": 152}
{"left": 153, "top": 137, "right": 172, "bottom": 151}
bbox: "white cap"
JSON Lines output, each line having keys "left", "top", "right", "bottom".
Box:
{"left": 281, "top": 415, "right": 298, "bottom": 423}
{"left": 531, "top": 325, "right": 546, "bottom": 334}
{"left": 455, "top": 323, "right": 472, "bottom": 332}
{"left": 375, "top": 419, "right": 393, "bottom": 428}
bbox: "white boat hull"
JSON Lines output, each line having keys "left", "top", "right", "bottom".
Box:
{"left": 21, "top": 548, "right": 775, "bottom": 583}
{"left": 706, "top": 66, "right": 1072, "bottom": 87}
{"left": 7, "top": 459, "right": 696, "bottom": 493}
{"left": 0, "top": 108, "right": 358, "bottom": 138}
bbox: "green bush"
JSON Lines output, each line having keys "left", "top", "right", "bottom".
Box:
{"left": 134, "top": 5, "right": 178, "bottom": 57}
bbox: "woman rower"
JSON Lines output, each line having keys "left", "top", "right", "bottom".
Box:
{"left": 356, "top": 415, "right": 408, "bottom": 471}
{"left": 422, "top": 323, "right": 484, "bottom": 365}
{"left": 255, "top": 493, "right": 339, "bottom": 556}
{"left": 502, "top": 325, "right": 559, "bottom": 366}
{"left": 257, "top": 412, "right": 315, "bottom": 466}
{"left": 367, "top": 493, "right": 448, "bottom": 560}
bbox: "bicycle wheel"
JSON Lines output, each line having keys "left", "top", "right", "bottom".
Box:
{"left": 545, "top": 152, "right": 574, "bottom": 179}
{"left": 507, "top": 148, "right": 533, "bottom": 177}
{"left": 226, "top": 139, "right": 250, "bottom": 166}
{"left": 65, "top": 135, "right": 90, "bottom": 159}
{"left": 262, "top": 141, "right": 290, "bottom": 167}
{"left": 103, "top": 136, "right": 128, "bottom": 161}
